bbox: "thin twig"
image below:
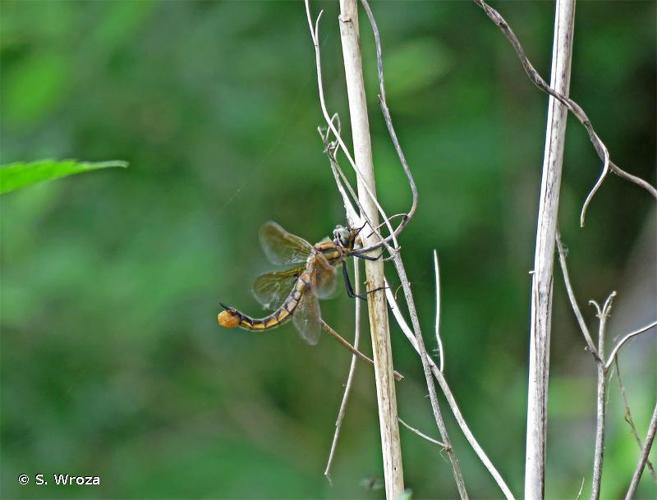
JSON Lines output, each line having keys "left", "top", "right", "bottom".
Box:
{"left": 433, "top": 250, "right": 445, "bottom": 372}
{"left": 473, "top": 0, "right": 657, "bottom": 226}
{"left": 325, "top": 260, "right": 362, "bottom": 480}
{"left": 398, "top": 417, "right": 447, "bottom": 449}
{"left": 591, "top": 293, "right": 615, "bottom": 500}
{"left": 624, "top": 400, "right": 657, "bottom": 499}
{"left": 575, "top": 476, "right": 586, "bottom": 500}
{"left": 360, "top": 0, "right": 418, "bottom": 230}
{"left": 556, "top": 232, "right": 602, "bottom": 362}
{"left": 321, "top": 319, "right": 403, "bottom": 382}
{"left": 605, "top": 320, "right": 657, "bottom": 371}
{"left": 614, "top": 358, "right": 657, "bottom": 482}
{"left": 386, "top": 285, "right": 515, "bottom": 500}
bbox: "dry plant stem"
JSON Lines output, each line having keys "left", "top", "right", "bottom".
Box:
{"left": 558, "top": 233, "right": 657, "bottom": 493}
{"left": 398, "top": 417, "right": 446, "bottom": 448}
{"left": 575, "top": 477, "right": 586, "bottom": 500}
{"left": 591, "top": 294, "right": 615, "bottom": 500}
{"left": 360, "top": 0, "right": 418, "bottom": 227}
{"left": 338, "top": 1, "right": 403, "bottom": 496}
{"left": 356, "top": 7, "right": 468, "bottom": 494}
{"left": 391, "top": 255, "right": 469, "bottom": 499}
{"left": 624, "top": 400, "right": 657, "bottom": 499}
{"left": 385, "top": 285, "right": 515, "bottom": 499}
{"left": 324, "top": 260, "right": 361, "bottom": 480}
{"left": 556, "top": 233, "right": 602, "bottom": 362}
{"left": 615, "top": 359, "right": 657, "bottom": 482}
{"left": 605, "top": 320, "right": 657, "bottom": 371}
{"left": 559, "top": 236, "right": 657, "bottom": 368}
{"left": 473, "top": 0, "right": 657, "bottom": 224}
{"left": 321, "top": 319, "right": 403, "bottom": 382}
{"left": 525, "top": 1, "right": 575, "bottom": 497}
{"left": 433, "top": 250, "right": 445, "bottom": 371}
{"left": 304, "top": 2, "right": 400, "bottom": 252}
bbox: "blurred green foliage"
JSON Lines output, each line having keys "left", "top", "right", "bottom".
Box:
{"left": 0, "top": 160, "right": 128, "bottom": 194}
{"left": 1, "top": 1, "right": 655, "bottom": 499}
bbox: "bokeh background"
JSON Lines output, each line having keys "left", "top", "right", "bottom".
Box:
{"left": 1, "top": 1, "right": 655, "bottom": 498}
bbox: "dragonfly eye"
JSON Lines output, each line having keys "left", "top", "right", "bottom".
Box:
{"left": 333, "top": 225, "right": 353, "bottom": 247}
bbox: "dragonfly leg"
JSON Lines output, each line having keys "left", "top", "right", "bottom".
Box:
{"left": 353, "top": 250, "right": 383, "bottom": 261}
{"left": 367, "top": 285, "right": 389, "bottom": 295}
{"left": 342, "top": 264, "right": 367, "bottom": 301}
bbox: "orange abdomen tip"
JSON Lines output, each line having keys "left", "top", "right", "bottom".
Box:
{"left": 217, "top": 310, "right": 240, "bottom": 328}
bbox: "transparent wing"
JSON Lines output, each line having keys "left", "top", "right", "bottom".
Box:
{"left": 252, "top": 267, "right": 302, "bottom": 310}
{"left": 311, "top": 253, "right": 338, "bottom": 299}
{"left": 292, "top": 291, "right": 322, "bottom": 345}
{"left": 259, "top": 221, "right": 313, "bottom": 266}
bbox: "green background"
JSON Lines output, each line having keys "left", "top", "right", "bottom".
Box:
{"left": 1, "top": 1, "right": 655, "bottom": 498}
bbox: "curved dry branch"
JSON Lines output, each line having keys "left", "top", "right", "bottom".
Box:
{"left": 556, "top": 232, "right": 602, "bottom": 362}
{"left": 360, "top": 0, "right": 418, "bottom": 231}
{"left": 605, "top": 320, "right": 657, "bottom": 371}
{"left": 473, "top": 0, "right": 657, "bottom": 227}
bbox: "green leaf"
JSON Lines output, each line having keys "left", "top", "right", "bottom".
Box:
{"left": 0, "top": 159, "right": 128, "bottom": 195}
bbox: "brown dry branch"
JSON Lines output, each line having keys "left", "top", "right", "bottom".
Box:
{"left": 605, "top": 321, "right": 657, "bottom": 371}
{"left": 324, "top": 260, "right": 362, "bottom": 481}
{"left": 614, "top": 359, "right": 657, "bottom": 483}
{"left": 556, "top": 236, "right": 657, "bottom": 498}
{"left": 321, "top": 319, "right": 403, "bottom": 383}
{"left": 398, "top": 417, "right": 447, "bottom": 449}
{"left": 473, "top": 0, "right": 657, "bottom": 227}
{"left": 624, "top": 400, "right": 657, "bottom": 499}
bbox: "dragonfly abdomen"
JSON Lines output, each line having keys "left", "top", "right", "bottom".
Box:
{"left": 217, "top": 273, "right": 310, "bottom": 332}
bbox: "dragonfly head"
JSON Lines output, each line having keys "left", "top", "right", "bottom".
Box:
{"left": 217, "top": 303, "right": 241, "bottom": 329}
{"left": 333, "top": 225, "right": 356, "bottom": 250}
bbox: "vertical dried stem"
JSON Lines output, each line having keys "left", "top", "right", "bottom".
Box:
{"left": 338, "top": 1, "right": 404, "bottom": 497}
{"left": 591, "top": 294, "right": 614, "bottom": 500}
{"left": 525, "top": 0, "right": 576, "bottom": 497}
{"left": 324, "top": 260, "right": 361, "bottom": 479}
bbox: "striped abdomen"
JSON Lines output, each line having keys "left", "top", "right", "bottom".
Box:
{"left": 218, "top": 272, "right": 311, "bottom": 332}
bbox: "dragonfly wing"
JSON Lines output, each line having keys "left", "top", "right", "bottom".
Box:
{"left": 252, "top": 267, "right": 301, "bottom": 310}
{"left": 259, "top": 221, "right": 313, "bottom": 266}
{"left": 292, "top": 291, "right": 322, "bottom": 345}
{"left": 312, "top": 253, "right": 338, "bottom": 299}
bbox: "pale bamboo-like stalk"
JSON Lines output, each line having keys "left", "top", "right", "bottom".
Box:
{"left": 525, "top": 1, "right": 576, "bottom": 498}
{"left": 338, "top": 1, "right": 404, "bottom": 497}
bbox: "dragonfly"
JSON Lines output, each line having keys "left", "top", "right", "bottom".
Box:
{"left": 217, "top": 221, "right": 375, "bottom": 345}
